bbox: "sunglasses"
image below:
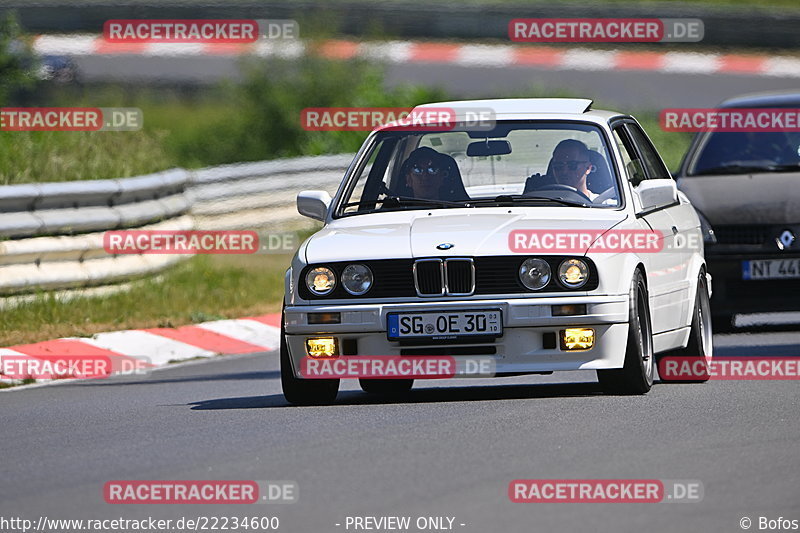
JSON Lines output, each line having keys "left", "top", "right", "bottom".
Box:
{"left": 410, "top": 164, "right": 443, "bottom": 176}
{"left": 552, "top": 160, "right": 589, "bottom": 171}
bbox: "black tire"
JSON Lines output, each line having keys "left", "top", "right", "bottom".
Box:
{"left": 359, "top": 378, "right": 414, "bottom": 396}
{"left": 711, "top": 313, "right": 735, "bottom": 334}
{"left": 656, "top": 272, "right": 713, "bottom": 383}
{"left": 280, "top": 309, "right": 339, "bottom": 406}
{"left": 597, "top": 269, "right": 654, "bottom": 395}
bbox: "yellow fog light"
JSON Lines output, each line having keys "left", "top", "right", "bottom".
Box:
{"left": 306, "top": 337, "right": 339, "bottom": 358}
{"left": 560, "top": 328, "right": 594, "bottom": 351}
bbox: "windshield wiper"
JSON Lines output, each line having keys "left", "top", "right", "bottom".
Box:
{"left": 470, "top": 194, "right": 590, "bottom": 208}
{"left": 342, "top": 194, "right": 591, "bottom": 213}
{"left": 762, "top": 163, "right": 800, "bottom": 173}
{"left": 342, "top": 196, "right": 468, "bottom": 209}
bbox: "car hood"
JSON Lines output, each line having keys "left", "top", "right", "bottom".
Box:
{"left": 677, "top": 172, "right": 800, "bottom": 225}
{"left": 303, "top": 208, "right": 627, "bottom": 263}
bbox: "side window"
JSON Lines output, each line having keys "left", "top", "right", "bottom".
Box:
{"left": 612, "top": 126, "right": 647, "bottom": 186}
{"left": 625, "top": 123, "right": 671, "bottom": 179}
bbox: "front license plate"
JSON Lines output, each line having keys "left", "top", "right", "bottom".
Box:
{"left": 742, "top": 259, "right": 800, "bottom": 280}
{"left": 387, "top": 310, "right": 502, "bottom": 340}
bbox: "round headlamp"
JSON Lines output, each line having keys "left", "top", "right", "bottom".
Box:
{"left": 341, "top": 264, "right": 373, "bottom": 295}
{"left": 519, "top": 258, "right": 551, "bottom": 290}
{"left": 558, "top": 259, "right": 590, "bottom": 289}
{"left": 306, "top": 266, "right": 336, "bottom": 296}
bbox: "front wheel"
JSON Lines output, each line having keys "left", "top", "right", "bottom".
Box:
{"left": 597, "top": 270, "right": 654, "bottom": 395}
{"left": 280, "top": 309, "right": 339, "bottom": 405}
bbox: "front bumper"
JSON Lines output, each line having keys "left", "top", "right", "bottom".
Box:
{"left": 284, "top": 295, "right": 630, "bottom": 378}
{"left": 706, "top": 252, "right": 800, "bottom": 315}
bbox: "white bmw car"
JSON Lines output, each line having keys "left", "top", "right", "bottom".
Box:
{"left": 281, "top": 98, "right": 712, "bottom": 405}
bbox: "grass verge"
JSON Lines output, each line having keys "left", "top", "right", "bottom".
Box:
{"left": 0, "top": 129, "right": 172, "bottom": 185}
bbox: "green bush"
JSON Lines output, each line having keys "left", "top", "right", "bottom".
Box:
{"left": 0, "top": 12, "right": 36, "bottom": 105}
{"left": 153, "top": 55, "right": 448, "bottom": 167}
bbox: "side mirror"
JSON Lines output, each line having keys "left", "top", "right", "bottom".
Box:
{"left": 636, "top": 179, "right": 678, "bottom": 212}
{"left": 297, "top": 190, "right": 332, "bottom": 221}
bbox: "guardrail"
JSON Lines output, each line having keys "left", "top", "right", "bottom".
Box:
{"left": 0, "top": 154, "right": 352, "bottom": 296}
{"left": 0, "top": 168, "right": 191, "bottom": 239}
{"left": 192, "top": 154, "right": 350, "bottom": 230}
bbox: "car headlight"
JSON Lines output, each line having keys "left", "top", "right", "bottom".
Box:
{"left": 697, "top": 211, "right": 717, "bottom": 244}
{"left": 558, "top": 259, "right": 589, "bottom": 289}
{"left": 306, "top": 266, "right": 336, "bottom": 296}
{"left": 341, "top": 264, "right": 373, "bottom": 295}
{"left": 519, "top": 258, "right": 551, "bottom": 290}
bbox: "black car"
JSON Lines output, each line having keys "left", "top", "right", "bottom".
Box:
{"left": 38, "top": 54, "right": 79, "bottom": 83}
{"left": 675, "top": 91, "right": 800, "bottom": 331}
{"left": 8, "top": 39, "right": 79, "bottom": 83}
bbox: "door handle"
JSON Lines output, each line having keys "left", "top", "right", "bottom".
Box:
{"left": 671, "top": 226, "right": 679, "bottom": 235}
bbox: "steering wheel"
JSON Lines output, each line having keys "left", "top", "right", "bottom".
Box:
{"left": 534, "top": 184, "right": 593, "bottom": 203}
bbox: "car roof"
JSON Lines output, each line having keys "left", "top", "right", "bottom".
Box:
{"left": 416, "top": 98, "right": 593, "bottom": 114}
{"left": 411, "top": 98, "right": 623, "bottom": 122}
{"left": 721, "top": 91, "right": 800, "bottom": 108}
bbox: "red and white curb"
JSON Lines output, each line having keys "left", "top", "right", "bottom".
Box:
{"left": 0, "top": 313, "right": 281, "bottom": 388}
{"left": 34, "top": 35, "right": 800, "bottom": 78}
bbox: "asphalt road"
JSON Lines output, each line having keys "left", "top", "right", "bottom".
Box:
{"left": 72, "top": 55, "right": 800, "bottom": 109}
{"left": 1, "top": 328, "right": 798, "bottom": 533}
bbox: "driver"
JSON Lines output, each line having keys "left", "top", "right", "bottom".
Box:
{"left": 550, "top": 139, "right": 598, "bottom": 201}
{"left": 403, "top": 147, "right": 446, "bottom": 200}
{"left": 399, "top": 147, "right": 468, "bottom": 202}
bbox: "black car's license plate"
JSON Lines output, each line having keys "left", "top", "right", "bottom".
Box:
{"left": 742, "top": 259, "right": 800, "bottom": 280}
{"left": 387, "top": 310, "right": 502, "bottom": 340}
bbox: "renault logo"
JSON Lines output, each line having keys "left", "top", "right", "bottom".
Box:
{"left": 436, "top": 243, "right": 454, "bottom": 250}
{"left": 777, "top": 230, "right": 795, "bottom": 250}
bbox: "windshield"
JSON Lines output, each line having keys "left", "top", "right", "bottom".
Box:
{"left": 688, "top": 130, "right": 800, "bottom": 176}
{"left": 336, "top": 121, "right": 621, "bottom": 216}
